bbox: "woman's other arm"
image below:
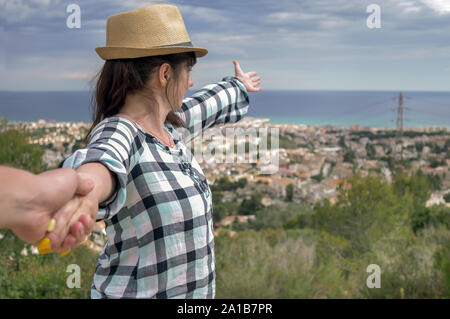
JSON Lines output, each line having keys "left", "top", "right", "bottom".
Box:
{"left": 174, "top": 60, "right": 261, "bottom": 143}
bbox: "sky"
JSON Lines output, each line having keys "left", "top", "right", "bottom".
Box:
{"left": 0, "top": 0, "right": 450, "bottom": 91}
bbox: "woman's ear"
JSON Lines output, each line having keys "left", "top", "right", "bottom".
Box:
{"left": 158, "top": 63, "right": 172, "bottom": 87}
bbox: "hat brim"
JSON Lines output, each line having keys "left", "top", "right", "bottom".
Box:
{"left": 95, "top": 46, "right": 208, "bottom": 60}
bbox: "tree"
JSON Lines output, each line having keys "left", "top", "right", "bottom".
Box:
{"left": 211, "top": 176, "right": 247, "bottom": 192}
{"left": 415, "top": 142, "right": 424, "bottom": 153}
{"left": 212, "top": 204, "right": 227, "bottom": 226}
{"left": 444, "top": 193, "right": 450, "bottom": 203}
{"left": 392, "top": 169, "right": 431, "bottom": 207}
{"left": 426, "top": 174, "right": 442, "bottom": 191}
{"left": 366, "top": 143, "right": 376, "bottom": 159}
{"left": 237, "top": 177, "right": 248, "bottom": 188}
{"left": 410, "top": 204, "right": 450, "bottom": 233}
{"left": 310, "top": 172, "right": 412, "bottom": 257}
{"left": 343, "top": 149, "right": 356, "bottom": 164}
{"left": 212, "top": 190, "right": 224, "bottom": 205}
{"left": 338, "top": 136, "right": 346, "bottom": 148}
{"left": 430, "top": 158, "right": 445, "bottom": 169}
{"left": 238, "top": 191, "right": 263, "bottom": 215}
{"left": 0, "top": 126, "right": 47, "bottom": 174}
{"left": 285, "top": 183, "right": 294, "bottom": 202}
{"left": 237, "top": 202, "right": 312, "bottom": 231}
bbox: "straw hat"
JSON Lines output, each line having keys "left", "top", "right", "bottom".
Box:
{"left": 95, "top": 4, "right": 208, "bottom": 60}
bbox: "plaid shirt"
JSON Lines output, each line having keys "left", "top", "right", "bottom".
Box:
{"left": 62, "top": 76, "right": 249, "bottom": 299}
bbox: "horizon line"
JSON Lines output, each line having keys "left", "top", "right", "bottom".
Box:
{"left": 1, "top": 88, "right": 450, "bottom": 93}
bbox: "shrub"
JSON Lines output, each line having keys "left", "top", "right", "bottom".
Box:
{"left": 444, "top": 193, "right": 450, "bottom": 203}
{"left": 411, "top": 204, "right": 450, "bottom": 234}
{"left": 310, "top": 173, "right": 411, "bottom": 257}
{"left": 0, "top": 125, "right": 47, "bottom": 173}
{"left": 238, "top": 191, "right": 263, "bottom": 215}
{"left": 360, "top": 226, "right": 450, "bottom": 298}
{"left": 238, "top": 202, "right": 312, "bottom": 231}
{"left": 0, "top": 235, "right": 98, "bottom": 299}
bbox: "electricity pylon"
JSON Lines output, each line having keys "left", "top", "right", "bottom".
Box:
{"left": 395, "top": 92, "right": 404, "bottom": 161}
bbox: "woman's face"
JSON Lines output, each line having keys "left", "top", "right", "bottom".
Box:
{"left": 174, "top": 62, "right": 194, "bottom": 109}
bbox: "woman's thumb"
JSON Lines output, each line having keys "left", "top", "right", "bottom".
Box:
{"left": 233, "top": 60, "right": 242, "bottom": 76}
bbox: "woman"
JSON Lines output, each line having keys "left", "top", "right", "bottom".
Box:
{"left": 61, "top": 4, "right": 261, "bottom": 298}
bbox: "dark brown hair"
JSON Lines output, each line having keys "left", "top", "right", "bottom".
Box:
{"left": 84, "top": 52, "right": 197, "bottom": 143}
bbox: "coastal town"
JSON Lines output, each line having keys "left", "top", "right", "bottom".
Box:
{"left": 4, "top": 116, "right": 449, "bottom": 243}
{"left": 8, "top": 117, "right": 450, "bottom": 204}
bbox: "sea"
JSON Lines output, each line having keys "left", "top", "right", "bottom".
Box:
{"left": 0, "top": 90, "right": 449, "bottom": 129}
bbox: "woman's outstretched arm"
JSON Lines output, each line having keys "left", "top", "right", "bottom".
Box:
{"left": 52, "top": 117, "right": 139, "bottom": 254}
{"left": 174, "top": 60, "right": 262, "bottom": 144}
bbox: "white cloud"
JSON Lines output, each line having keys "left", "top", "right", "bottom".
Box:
{"left": 0, "top": 0, "right": 64, "bottom": 26}
{"left": 266, "top": 10, "right": 351, "bottom": 30}
{"left": 57, "top": 72, "right": 96, "bottom": 80}
{"left": 2, "top": 0, "right": 450, "bottom": 91}
{"left": 266, "top": 11, "right": 327, "bottom": 24}
{"left": 404, "top": 6, "right": 422, "bottom": 13}
{"left": 192, "top": 32, "right": 253, "bottom": 54}
{"left": 419, "top": 0, "right": 450, "bottom": 14}
{"left": 395, "top": 1, "right": 423, "bottom": 14}
{"left": 30, "top": 0, "right": 51, "bottom": 5}
{"left": 178, "top": 5, "right": 230, "bottom": 24}
{"left": 398, "top": 1, "right": 416, "bottom": 6}
{"left": 0, "top": 52, "right": 101, "bottom": 90}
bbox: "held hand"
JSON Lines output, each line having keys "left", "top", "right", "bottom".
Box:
{"left": 40, "top": 192, "right": 98, "bottom": 256}
{"left": 233, "top": 60, "right": 262, "bottom": 92}
{"left": 9, "top": 168, "right": 94, "bottom": 244}
{"left": 60, "top": 184, "right": 100, "bottom": 255}
{"left": 36, "top": 162, "right": 115, "bottom": 255}
{"left": 37, "top": 173, "right": 99, "bottom": 256}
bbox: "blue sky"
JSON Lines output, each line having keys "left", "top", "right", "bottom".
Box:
{"left": 1, "top": 0, "right": 450, "bottom": 91}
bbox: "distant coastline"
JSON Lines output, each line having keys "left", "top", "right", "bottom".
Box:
{"left": 4, "top": 117, "right": 448, "bottom": 135}
{"left": 1, "top": 90, "right": 449, "bottom": 129}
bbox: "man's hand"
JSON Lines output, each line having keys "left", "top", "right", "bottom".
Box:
{"left": 233, "top": 60, "right": 262, "bottom": 92}
{"left": 8, "top": 167, "right": 94, "bottom": 244}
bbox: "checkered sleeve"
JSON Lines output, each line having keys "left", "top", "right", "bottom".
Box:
{"left": 174, "top": 76, "right": 249, "bottom": 143}
{"left": 61, "top": 119, "right": 138, "bottom": 221}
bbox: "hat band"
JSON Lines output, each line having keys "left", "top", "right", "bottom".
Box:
{"left": 155, "top": 41, "right": 193, "bottom": 48}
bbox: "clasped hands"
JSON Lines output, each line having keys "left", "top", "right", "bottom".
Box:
{"left": 8, "top": 167, "right": 100, "bottom": 257}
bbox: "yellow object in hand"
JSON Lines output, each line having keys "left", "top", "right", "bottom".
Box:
{"left": 47, "top": 218, "right": 56, "bottom": 232}
{"left": 59, "top": 249, "right": 71, "bottom": 257}
{"left": 37, "top": 237, "right": 51, "bottom": 254}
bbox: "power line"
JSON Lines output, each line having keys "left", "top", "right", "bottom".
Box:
{"left": 407, "top": 107, "right": 447, "bottom": 118}
{"left": 328, "top": 97, "right": 394, "bottom": 120}
{"left": 407, "top": 95, "right": 450, "bottom": 108}
{"left": 307, "top": 94, "right": 447, "bottom": 128}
